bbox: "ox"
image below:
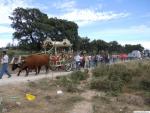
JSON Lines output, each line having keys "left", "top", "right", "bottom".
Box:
{"left": 12, "top": 54, "right": 50, "bottom": 76}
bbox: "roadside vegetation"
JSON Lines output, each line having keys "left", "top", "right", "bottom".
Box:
{"left": 90, "top": 60, "right": 150, "bottom": 112}
{"left": 0, "top": 60, "right": 150, "bottom": 113}
{"left": 90, "top": 60, "right": 150, "bottom": 95}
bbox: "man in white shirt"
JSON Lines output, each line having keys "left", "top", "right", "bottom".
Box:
{"left": 0, "top": 50, "right": 11, "bottom": 79}
{"left": 74, "top": 54, "right": 81, "bottom": 70}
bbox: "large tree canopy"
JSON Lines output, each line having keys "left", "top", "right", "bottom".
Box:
{"left": 9, "top": 7, "right": 144, "bottom": 53}
{"left": 108, "top": 41, "right": 124, "bottom": 53}
{"left": 77, "top": 38, "right": 144, "bottom": 54}
{"left": 9, "top": 7, "right": 50, "bottom": 50}
{"left": 9, "top": 7, "right": 79, "bottom": 51}
{"left": 124, "top": 44, "right": 144, "bottom": 53}
{"left": 46, "top": 18, "right": 79, "bottom": 50}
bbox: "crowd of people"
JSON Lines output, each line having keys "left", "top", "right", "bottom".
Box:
{"left": 0, "top": 49, "right": 142, "bottom": 79}
{"left": 74, "top": 52, "right": 110, "bottom": 70}
{"left": 73, "top": 52, "right": 134, "bottom": 70}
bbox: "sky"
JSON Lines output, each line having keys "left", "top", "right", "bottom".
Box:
{"left": 0, "top": 0, "right": 150, "bottom": 49}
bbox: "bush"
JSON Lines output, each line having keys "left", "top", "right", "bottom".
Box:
{"left": 140, "top": 79, "right": 150, "bottom": 91}
{"left": 108, "top": 65, "right": 133, "bottom": 84}
{"left": 92, "top": 64, "right": 110, "bottom": 77}
{"left": 57, "top": 76, "right": 79, "bottom": 92}
{"left": 93, "top": 64, "right": 133, "bottom": 83}
{"left": 90, "top": 63, "right": 134, "bottom": 95}
{"left": 57, "top": 71, "right": 89, "bottom": 92}
{"left": 57, "top": 76, "right": 70, "bottom": 87}
{"left": 70, "top": 71, "right": 88, "bottom": 83}
{"left": 143, "top": 92, "right": 150, "bottom": 106}
{"left": 8, "top": 51, "right": 15, "bottom": 60}
{"left": 90, "top": 77, "right": 110, "bottom": 91}
{"left": 108, "top": 79, "right": 124, "bottom": 95}
{"left": 91, "top": 60, "right": 150, "bottom": 95}
{"left": 127, "top": 61, "right": 150, "bottom": 91}
{"left": 90, "top": 77, "right": 123, "bottom": 95}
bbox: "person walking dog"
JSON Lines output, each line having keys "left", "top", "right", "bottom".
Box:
{"left": 0, "top": 50, "right": 12, "bottom": 79}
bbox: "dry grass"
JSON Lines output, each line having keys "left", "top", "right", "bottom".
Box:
{"left": 90, "top": 60, "right": 150, "bottom": 113}
{"left": 0, "top": 79, "right": 84, "bottom": 113}
{"left": 0, "top": 60, "right": 150, "bottom": 113}
{"left": 92, "top": 93, "right": 150, "bottom": 113}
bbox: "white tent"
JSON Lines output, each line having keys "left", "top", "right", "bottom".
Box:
{"left": 43, "top": 37, "right": 72, "bottom": 48}
{"left": 43, "top": 37, "right": 72, "bottom": 54}
{"left": 131, "top": 50, "right": 142, "bottom": 58}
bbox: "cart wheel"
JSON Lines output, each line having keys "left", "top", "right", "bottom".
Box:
{"left": 65, "top": 63, "right": 72, "bottom": 71}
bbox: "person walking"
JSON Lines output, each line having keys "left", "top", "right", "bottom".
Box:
{"left": 84, "top": 54, "right": 89, "bottom": 68}
{"left": 0, "top": 50, "right": 12, "bottom": 79}
{"left": 74, "top": 53, "right": 81, "bottom": 70}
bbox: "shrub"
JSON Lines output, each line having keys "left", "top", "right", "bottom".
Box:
{"left": 56, "top": 71, "right": 89, "bottom": 92}
{"left": 92, "top": 64, "right": 110, "bottom": 77}
{"left": 58, "top": 76, "right": 70, "bottom": 87}
{"left": 127, "top": 61, "right": 150, "bottom": 91}
{"left": 70, "top": 71, "right": 88, "bottom": 83}
{"left": 90, "top": 76, "right": 123, "bottom": 95}
{"left": 90, "top": 63, "right": 133, "bottom": 95}
{"left": 140, "top": 79, "right": 150, "bottom": 91}
{"left": 108, "top": 80, "right": 124, "bottom": 96}
{"left": 93, "top": 64, "right": 133, "bottom": 83}
{"left": 57, "top": 76, "right": 79, "bottom": 92}
{"left": 91, "top": 60, "right": 150, "bottom": 95}
{"left": 143, "top": 92, "right": 150, "bottom": 106}
{"left": 90, "top": 77, "right": 110, "bottom": 91}
{"left": 8, "top": 51, "right": 15, "bottom": 59}
{"left": 108, "top": 65, "right": 133, "bottom": 84}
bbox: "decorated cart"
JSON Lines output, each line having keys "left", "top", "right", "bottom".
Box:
{"left": 43, "top": 37, "right": 74, "bottom": 71}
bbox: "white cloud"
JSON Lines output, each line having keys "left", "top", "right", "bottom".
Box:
{"left": 52, "top": 0, "right": 76, "bottom": 10}
{"left": 0, "top": 0, "right": 129, "bottom": 27}
{"left": 49, "top": 9, "right": 129, "bottom": 26}
{"left": 0, "top": 26, "right": 14, "bottom": 33}
{"left": 50, "top": 0, "right": 129, "bottom": 26}
{"left": 119, "top": 40, "right": 150, "bottom": 50}
{"left": 0, "top": 0, "right": 32, "bottom": 47}
{"left": 0, "top": 0, "right": 32, "bottom": 24}
{"left": 96, "top": 25, "right": 150, "bottom": 49}
{"left": 99, "top": 25, "right": 150, "bottom": 35}
{"left": 61, "top": 10, "right": 128, "bottom": 21}
{"left": 0, "top": 0, "right": 133, "bottom": 47}
{"left": 0, "top": 38, "right": 18, "bottom": 47}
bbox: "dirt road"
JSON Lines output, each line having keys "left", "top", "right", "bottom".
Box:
{"left": 0, "top": 71, "right": 71, "bottom": 86}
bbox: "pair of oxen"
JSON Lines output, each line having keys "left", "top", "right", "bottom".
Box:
{"left": 12, "top": 54, "right": 50, "bottom": 76}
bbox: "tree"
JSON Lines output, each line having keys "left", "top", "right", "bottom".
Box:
{"left": 90, "top": 39, "right": 109, "bottom": 54}
{"left": 124, "top": 44, "right": 144, "bottom": 53}
{"left": 78, "top": 37, "right": 90, "bottom": 52}
{"left": 47, "top": 18, "right": 79, "bottom": 50}
{"left": 9, "top": 7, "right": 52, "bottom": 51}
{"left": 9, "top": 8, "right": 79, "bottom": 51}
{"left": 108, "top": 41, "right": 124, "bottom": 53}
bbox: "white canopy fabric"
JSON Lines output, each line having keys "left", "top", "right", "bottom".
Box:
{"left": 43, "top": 38, "right": 72, "bottom": 48}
